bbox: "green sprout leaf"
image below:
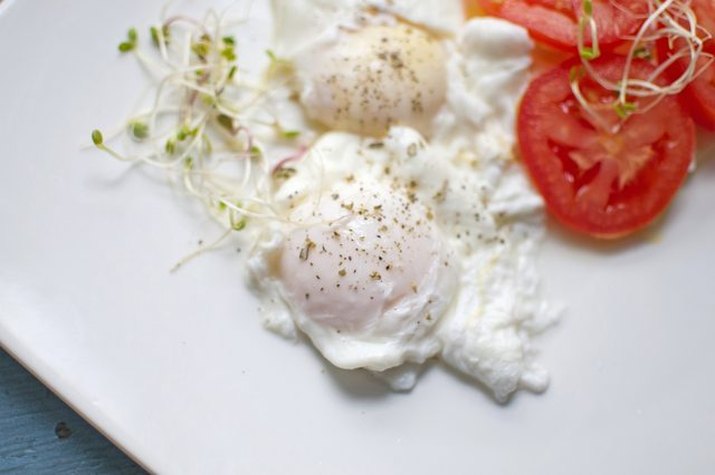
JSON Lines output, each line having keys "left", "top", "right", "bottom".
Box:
{"left": 150, "top": 25, "right": 171, "bottom": 48}
{"left": 118, "top": 27, "right": 138, "bottom": 53}
{"left": 217, "top": 114, "right": 235, "bottom": 132}
{"left": 281, "top": 130, "right": 300, "bottom": 139}
{"left": 191, "top": 36, "right": 211, "bottom": 60}
{"left": 200, "top": 93, "right": 215, "bottom": 106}
{"left": 230, "top": 215, "right": 247, "bottom": 231}
{"left": 150, "top": 26, "right": 159, "bottom": 46}
{"left": 583, "top": 0, "right": 593, "bottom": 16}
{"left": 614, "top": 101, "right": 637, "bottom": 119}
{"left": 165, "top": 139, "right": 176, "bottom": 155}
{"left": 221, "top": 46, "right": 237, "bottom": 62}
{"left": 192, "top": 42, "right": 209, "bottom": 59}
{"left": 634, "top": 47, "right": 652, "bottom": 59}
{"left": 129, "top": 121, "right": 149, "bottom": 140}
{"left": 579, "top": 47, "right": 599, "bottom": 61}
{"left": 118, "top": 42, "right": 134, "bottom": 53}
{"left": 232, "top": 219, "right": 247, "bottom": 231}
{"left": 177, "top": 125, "right": 199, "bottom": 142}
{"left": 273, "top": 167, "right": 297, "bottom": 180}
{"left": 249, "top": 145, "right": 262, "bottom": 158}
{"left": 91, "top": 129, "right": 104, "bottom": 146}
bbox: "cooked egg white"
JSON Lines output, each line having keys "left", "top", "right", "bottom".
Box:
{"left": 250, "top": 130, "right": 457, "bottom": 371}
{"left": 270, "top": 0, "right": 464, "bottom": 58}
{"left": 249, "top": 126, "right": 557, "bottom": 401}
{"left": 271, "top": 0, "right": 462, "bottom": 137}
{"left": 243, "top": 1, "right": 558, "bottom": 401}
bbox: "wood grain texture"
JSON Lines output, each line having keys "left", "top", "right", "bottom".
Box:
{"left": 0, "top": 349, "right": 146, "bottom": 474}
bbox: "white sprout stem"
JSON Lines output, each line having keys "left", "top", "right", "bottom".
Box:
{"left": 619, "top": 0, "right": 675, "bottom": 103}
{"left": 573, "top": 0, "right": 709, "bottom": 131}
{"left": 96, "top": 9, "right": 320, "bottom": 238}
{"left": 170, "top": 227, "right": 233, "bottom": 273}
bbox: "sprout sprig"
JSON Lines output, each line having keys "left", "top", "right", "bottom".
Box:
{"left": 92, "top": 8, "right": 307, "bottom": 237}
{"left": 572, "top": 0, "right": 713, "bottom": 133}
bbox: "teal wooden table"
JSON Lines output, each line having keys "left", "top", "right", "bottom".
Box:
{"left": 0, "top": 349, "right": 145, "bottom": 474}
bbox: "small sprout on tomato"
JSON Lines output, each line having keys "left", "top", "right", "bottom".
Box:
{"left": 582, "top": 0, "right": 593, "bottom": 16}
{"left": 614, "top": 101, "right": 637, "bottom": 119}
{"left": 571, "top": 0, "right": 708, "bottom": 131}
{"left": 633, "top": 47, "right": 651, "bottom": 59}
{"left": 579, "top": 47, "right": 599, "bottom": 61}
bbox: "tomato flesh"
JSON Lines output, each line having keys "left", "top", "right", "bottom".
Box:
{"left": 517, "top": 56, "right": 695, "bottom": 237}
{"left": 475, "top": 0, "right": 644, "bottom": 51}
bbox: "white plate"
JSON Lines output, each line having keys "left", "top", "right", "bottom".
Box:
{"left": 1, "top": 1, "right": 715, "bottom": 473}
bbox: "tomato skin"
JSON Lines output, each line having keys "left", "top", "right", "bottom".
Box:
{"left": 475, "top": 0, "right": 644, "bottom": 52}
{"left": 517, "top": 56, "right": 696, "bottom": 238}
{"left": 690, "top": 0, "right": 715, "bottom": 47}
{"left": 658, "top": 0, "right": 715, "bottom": 130}
{"left": 680, "top": 62, "right": 715, "bottom": 130}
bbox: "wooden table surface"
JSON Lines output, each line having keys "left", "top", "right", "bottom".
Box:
{"left": 0, "top": 349, "right": 145, "bottom": 474}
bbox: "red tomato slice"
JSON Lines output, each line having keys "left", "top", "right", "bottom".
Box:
{"left": 475, "top": 0, "right": 644, "bottom": 51}
{"left": 517, "top": 56, "right": 695, "bottom": 238}
{"left": 661, "top": 0, "right": 715, "bottom": 129}
{"left": 679, "top": 59, "right": 715, "bottom": 130}
{"left": 691, "top": 0, "right": 715, "bottom": 46}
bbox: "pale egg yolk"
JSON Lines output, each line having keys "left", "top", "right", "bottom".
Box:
{"left": 295, "top": 23, "right": 448, "bottom": 137}
{"left": 279, "top": 179, "right": 451, "bottom": 332}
